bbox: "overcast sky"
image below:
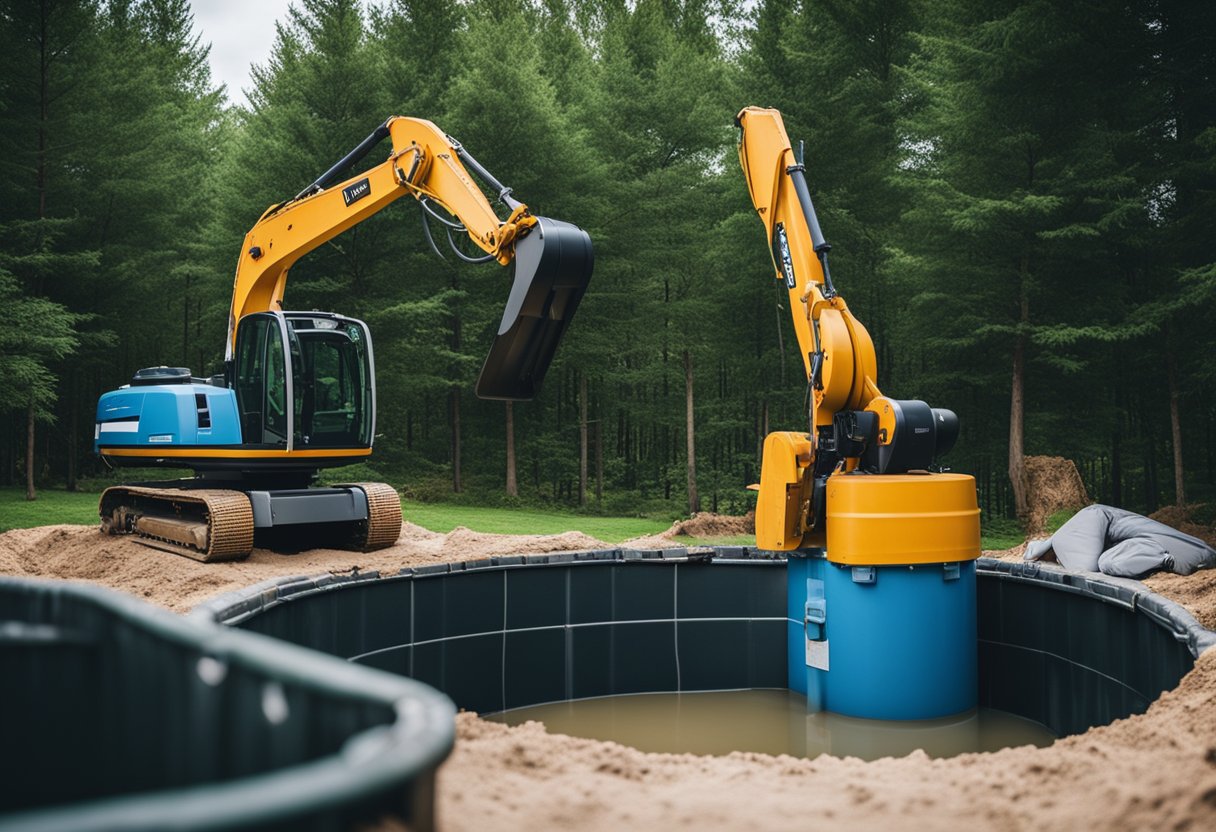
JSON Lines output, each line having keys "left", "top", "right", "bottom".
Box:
{"left": 190, "top": 0, "right": 296, "bottom": 107}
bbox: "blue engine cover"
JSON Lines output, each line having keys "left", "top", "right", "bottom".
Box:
{"left": 95, "top": 384, "right": 242, "bottom": 450}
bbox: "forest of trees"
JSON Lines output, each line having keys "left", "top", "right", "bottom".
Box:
{"left": 1, "top": 0, "right": 1214, "bottom": 526}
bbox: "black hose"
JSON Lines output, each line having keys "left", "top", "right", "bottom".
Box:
{"left": 295, "top": 121, "right": 392, "bottom": 201}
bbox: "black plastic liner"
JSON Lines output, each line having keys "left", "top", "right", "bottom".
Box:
{"left": 0, "top": 578, "right": 455, "bottom": 832}
{"left": 976, "top": 557, "right": 1214, "bottom": 736}
{"left": 197, "top": 548, "right": 1213, "bottom": 740}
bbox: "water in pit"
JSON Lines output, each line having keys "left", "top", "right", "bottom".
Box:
{"left": 487, "top": 690, "right": 1055, "bottom": 761}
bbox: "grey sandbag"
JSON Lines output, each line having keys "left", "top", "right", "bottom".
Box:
{"left": 1024, "top": 504, "right": 1216, "bottom": 578}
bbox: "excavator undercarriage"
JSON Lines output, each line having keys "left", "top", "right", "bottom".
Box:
{"left": 99, "top": 481, "right": 402, "bottom": 562}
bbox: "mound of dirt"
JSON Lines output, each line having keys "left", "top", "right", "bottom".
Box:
{"left": 1024, "top": 455, "right": 1091, "bottom": 535}
{"left": 1150, "top": 504, "right": 1216, "bottom": 548}
{"left": 620, "top": 511, "right": 756, "bottom": 550}
{"left": 668, "top": 511, "right": 755, "bottom": 538}
{"left": 0, "top": 522, "right": 611, "bottom": 613}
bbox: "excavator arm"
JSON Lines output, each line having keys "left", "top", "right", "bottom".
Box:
{"left": 225, "top": 116, "right": 592, "bottom": 400}
{"left": 736, "top": 107, "right": 881, "bottom": 432}
{"left": 737, "top": 107, "right": 963, "bottom": 550}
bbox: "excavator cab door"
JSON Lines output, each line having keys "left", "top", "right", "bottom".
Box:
{"left": 233, "top": 312, "right": 293, "bottom": 446}
{"left": 476, "top": 217, "right": 593, "bottom": 400}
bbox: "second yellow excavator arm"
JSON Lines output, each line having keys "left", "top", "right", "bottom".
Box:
{"left": 225, "top": 116, "right": 535, "bottom": 359}
{"left": 740, "top": 106, "right": 975, "bottom": 551}
{"left": 736, "top": 107, "right": 881, "bottom": 433}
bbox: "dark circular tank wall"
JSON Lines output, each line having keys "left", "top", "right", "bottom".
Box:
{"left": 197, "top": 550, "right": 1216, "bottom": 739}
{"left": 0, "top": 577, "right": 455, "bottom": 832}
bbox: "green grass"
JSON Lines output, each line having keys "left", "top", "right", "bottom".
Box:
{"left": 1046, "top": 508, "right": 1080, "bottom": 534}
{"left": 670, "top": 534, "right": 756, "bottom": 547}
{"left": 400, "top": 499, "right": 671, "bottom": 543}
{"left": 2, "top": 486, "right": 1023, "bottom": 551}
{"left": 0, "top": 488, "right": 679, "bottom": 542}
{"left": 0, "top": 488, "right": 101, "bottom": 531}
{"left": 980, "top": 515, "right": 1026, "bottom": 551}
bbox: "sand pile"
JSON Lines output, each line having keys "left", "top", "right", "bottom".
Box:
{"left": 669, "top": 511, "right": 755, "bottom": 538}
{"left": 1023, "top": 455, "right": 1091, "bottom": 535}
{"left": 621, "top": 512, "right": 755, "bottom": 549}
{"left": 0, "top": 523, "right": 609, "bottom": 613}
{"left": 1150, "top": 504, "right": 1216, "bottom": 548}
{"left": 440, "top": 648, "right": 1216, "bottom": 831}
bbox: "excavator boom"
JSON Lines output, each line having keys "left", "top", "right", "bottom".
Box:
{"left": 225, "top": 116, "right": 592, "bottom": 399}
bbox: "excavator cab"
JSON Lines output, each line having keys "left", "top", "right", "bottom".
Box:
{"left": 232, "top": 311, "right": 375, "bottom": 451}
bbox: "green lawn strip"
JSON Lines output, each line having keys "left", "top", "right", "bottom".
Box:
{"left": 669, "top": 534, "right": 756, "bottom": 547}
{"left": 980, "top": 533, "right": 1026, "bottom": 552}
{"left": 400, "top": 500, "right": 670, "bottom": 543}
{"left": 1, "top": 488, "right": 1027, "bottom": 552}
{"left": 0, "top": 488, "right": 101, "bottom": 531}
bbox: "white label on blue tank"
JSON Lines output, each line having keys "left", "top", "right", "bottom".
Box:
{"left": 806, "top": 637, "right": 829, "bottom": 671}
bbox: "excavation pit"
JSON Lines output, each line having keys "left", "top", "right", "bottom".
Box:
{"left": 197, "top": 550, "right": 1214, "bottom": 752}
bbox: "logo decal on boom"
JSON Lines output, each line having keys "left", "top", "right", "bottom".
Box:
{"left": 772, "top": 223, "right": 796, "bottom": 289}
{"left": 342, "top": 177, "right": 371, "bottom": 206}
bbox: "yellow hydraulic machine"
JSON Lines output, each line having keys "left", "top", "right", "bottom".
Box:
{"left": 95, "top": 116, "right": 592, "bottom": 560}
{"left": 737, "top": 106, "right": 979, "bottom": 719}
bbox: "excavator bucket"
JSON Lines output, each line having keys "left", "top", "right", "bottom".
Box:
{"left": 476, "top": 216, "right": 593, "bottom": 400}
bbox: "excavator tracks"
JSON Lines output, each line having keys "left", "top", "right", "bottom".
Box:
{"left": 345, "top": 482, "right": 403, "bottom": 551}
{"left": 99, "top": 487, "right": 254, "bottom": 563}
{"left": 99, "top": 482, "right": 401, "bottom": 561}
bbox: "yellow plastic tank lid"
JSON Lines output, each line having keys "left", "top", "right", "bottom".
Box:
{"left": 825, "top": 472, "right": 981, "bottom": 566}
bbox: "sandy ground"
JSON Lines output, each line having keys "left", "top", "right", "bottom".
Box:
{"left": 0, "top": 522, "right": 609, "bottom": 613}
{"left": 2, "top": 508, "right": 1215, "bottom": 830}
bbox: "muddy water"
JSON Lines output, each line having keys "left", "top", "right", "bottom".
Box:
{"left": 487, "top": 690, "right": 1055, "bottom": 760}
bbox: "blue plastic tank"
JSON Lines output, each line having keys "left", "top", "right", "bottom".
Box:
{"left": 787, "top": 552, "right": 977, "bottom": 720}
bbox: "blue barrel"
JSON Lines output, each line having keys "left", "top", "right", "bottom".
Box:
{"left": 787, "top": 552, "right": 977, "bottom": 720}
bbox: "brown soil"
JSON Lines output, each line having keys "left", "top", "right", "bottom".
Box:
{"left": 668, "top": 511, "right": 755, "bottom": 538}
{"left": 0, "top": 523, "right": 608, "bottom": 613}
{"left": 3, "top": 519, "right": 1215, "bottom": 831}
{"left": 1150, "top": 504, "right": 1216, "bottom": 548}
{"left": 1023, "top": 455, "right": 1091, "bottom": 535}
{"left": 619, "top": 511, "right": 755, "bottom": 550}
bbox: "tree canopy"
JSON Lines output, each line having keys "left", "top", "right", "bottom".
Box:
{"left": 1, "top": 0, "right": 1213, "bottom": 522}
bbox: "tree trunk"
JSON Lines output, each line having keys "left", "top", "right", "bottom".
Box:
{"left": 684, "top": 349, "right": 700, "bottom": 514}
{"left": 67, "top": 375, "right": 78, "bottom": 491}
{"left": 578, "top": 373, "right": 588, "bottom": 506}
{"left": 26, "top": 401, "right": 36, "bottom": 501}
{"left": 1008, "top": 260, "right": 1030, "bottom": 521}
{"left": 595, "top": 411, "right": 603, "bottom": 504}
{"left": 1167, "top": 329, "right": 1186, "bottom": 506}
{"left": 447, "top": 264, "right": 462, "bottom": 494}
{"left": 505, "top": 401, "right": 517, "bottom": 497}
{"left": 449, "top": 388, "right": 462, "bottom": 493}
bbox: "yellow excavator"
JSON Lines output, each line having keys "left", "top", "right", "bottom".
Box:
{"left": 94, "top": 116, "right": 593, "bottom": 561}
{"left": 736, "top": 106, "right": 977, "bottom": 559}
{"left": 738, "top": 107, "right": 980, "bottom": 720}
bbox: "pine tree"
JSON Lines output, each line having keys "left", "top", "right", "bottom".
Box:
{"left": 897, "top": 0, "right": 1155, "bottom": 520}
